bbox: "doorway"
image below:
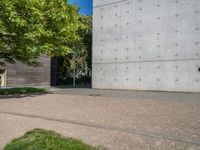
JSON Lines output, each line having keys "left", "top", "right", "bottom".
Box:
{"left": 0, "top": 70, "right": 6, "bottom": 87}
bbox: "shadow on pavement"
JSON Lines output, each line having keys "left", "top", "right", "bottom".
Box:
{"left": 0, "top": 92, "right": 53, "bottom": 99}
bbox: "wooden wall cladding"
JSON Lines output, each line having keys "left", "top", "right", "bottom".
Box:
{"left": 0, "top": 56, "right": 50, "bottom": 87}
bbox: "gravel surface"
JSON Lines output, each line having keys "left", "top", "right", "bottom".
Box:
{"left": 0, "top": 89, "right": 200, "bottom": 150}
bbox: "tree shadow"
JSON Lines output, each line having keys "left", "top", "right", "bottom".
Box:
{"left": 0, "top": 91, "right": 53, "bottom": 99}
{"left": 52, "top": 85, "right": 91, "bottom": 89}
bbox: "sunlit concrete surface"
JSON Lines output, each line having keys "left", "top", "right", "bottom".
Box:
{"left": 92, "top": 0, "right": 200, "bottom": 92}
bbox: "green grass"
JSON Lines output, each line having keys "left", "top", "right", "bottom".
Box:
{"left": 4, "top": 129, "right": 100, "bottom": 150}
{"left": 0, "top": 87, "right": 48, "bottom": 95}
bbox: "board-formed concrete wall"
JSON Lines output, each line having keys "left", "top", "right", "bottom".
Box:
{"left": 92, "top": 0, "right": 200, "bottom": 92}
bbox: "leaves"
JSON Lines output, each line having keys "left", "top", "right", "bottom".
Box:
{"left": 0, "top": 0, "right": 79, "bottom": 66}
{"left": 56, "top": 15, "right": 92, "bottom": 81}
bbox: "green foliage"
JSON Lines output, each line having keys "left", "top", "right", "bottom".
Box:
{"left": 0, "top": 87, "right": 48, "bottom": 95}
{"left": 77, "top": 15, "right": 92, "bottom": 72}
{"left": 0, "top": 0, "right": 79, "bottom": 66}
{"left": 3, "top": 128, "right": 100, "bottom": 150}
{"left": 57, "top": 15, "right": 92, "bottom": 81}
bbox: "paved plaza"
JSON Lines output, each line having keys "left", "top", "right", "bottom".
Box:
{"left": 0, "top": 88, "right": 200, "bottom": 150}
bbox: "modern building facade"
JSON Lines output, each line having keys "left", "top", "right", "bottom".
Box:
{"left": 0, "top": 56, "right": 51, "bottom": 87}
{"left": 92, "top": 0, "right": 200, "bottom": 92}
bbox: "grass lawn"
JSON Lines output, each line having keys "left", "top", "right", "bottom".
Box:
{"left": 0, "top": 87, "right": 48, "bottom": 95}
{"left": 4, "top": 128, "right": 101, "bottom": 150}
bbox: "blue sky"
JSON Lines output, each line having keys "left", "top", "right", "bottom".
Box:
{"left": 68, "top": 0, "right": 92, "bottom": 15}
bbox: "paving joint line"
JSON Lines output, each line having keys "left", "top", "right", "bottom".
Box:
{"left": 0, "top": 110, "right": 200, "bottom": 146}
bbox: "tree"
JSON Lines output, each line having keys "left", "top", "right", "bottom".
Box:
{"left": 78, "top": 15, "right": 92, "bottom": 73}
{"left": 56, "top": 15, "right": 92, "bottom": 85}
{"left": 0, "top": 0, "right": 79, "bottom": 66}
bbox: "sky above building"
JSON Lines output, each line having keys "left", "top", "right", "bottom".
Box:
{"left": 68, "top": 0, "right": 92, "bottom": 15}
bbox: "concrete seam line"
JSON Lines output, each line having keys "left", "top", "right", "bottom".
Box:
{"left": 93, "top": 58, "right": 200, "bottom": 65}
{"left": 0, "top": 110, "right": 199, "bottom": 146}
{"left": 94, "top": 0, "right": 127, "bottom": 8}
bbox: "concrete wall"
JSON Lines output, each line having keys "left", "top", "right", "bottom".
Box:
{"left": 0, "top": 56, "right": 50, "bottom": 87}
{"left": 92, "top": 0, "right": 200, "bottom": 92}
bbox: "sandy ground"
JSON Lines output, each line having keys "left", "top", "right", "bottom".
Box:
{"left": 0, "top": 89, "right": 200, "bottom": 150}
